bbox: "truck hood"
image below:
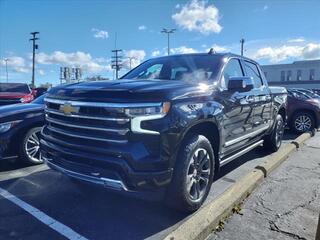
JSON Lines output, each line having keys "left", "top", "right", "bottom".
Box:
{"left": 47, "top": 79, "right": 215, "bottom": 102}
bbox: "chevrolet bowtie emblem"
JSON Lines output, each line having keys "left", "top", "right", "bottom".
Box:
{"left": 60, "top": 103, "right": 79, "bottom": 115}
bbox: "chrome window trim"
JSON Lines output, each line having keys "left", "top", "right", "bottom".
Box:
{"left": 45, "top": 98, "right": 162, "bottom": 108}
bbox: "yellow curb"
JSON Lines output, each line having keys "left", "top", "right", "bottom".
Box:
{"left": 164, "top": 132, "right": 313, "bottom": 240}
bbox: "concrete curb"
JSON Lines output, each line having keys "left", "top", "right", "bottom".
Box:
{"left": 164, "top": 132, "right": 312, "bottom": 240}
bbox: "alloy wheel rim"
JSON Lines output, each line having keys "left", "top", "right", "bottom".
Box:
{"left": 25, "top": 130, "right": 42, "bottom": 163}
{"left": 186, "top": 148, "right": 211, "bottom": 201}
{"left": 295, "top": 115, "right": 312, "bottom": 132}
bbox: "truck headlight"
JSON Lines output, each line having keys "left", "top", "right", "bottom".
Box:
{"left": 127, "top": 102, "right": 171, "bottom": 135}
{"left": 0, "top": 121, "right": 21, "bottom": 133}
{"left": 125, "top": 102, "right": 171, "bottom": 117}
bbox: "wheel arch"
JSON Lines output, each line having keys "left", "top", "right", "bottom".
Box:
{"left": 178, "top": 120, "right": 221, "bottom": 171}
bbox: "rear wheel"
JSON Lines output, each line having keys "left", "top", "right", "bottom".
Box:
{"left": 20, "top": 127, "right": 43, "bottom": 165}
{"left": 292, "top": 112, "right": 315, "bottom": 133}
{"left": 166, "top": 135, "right": 215, "bottom": 212}
{"left": 264, "top": 114, "right": 284, "bottom": 152}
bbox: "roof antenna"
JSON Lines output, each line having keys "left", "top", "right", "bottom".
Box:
{"left": 208, "top": 48, "right": 216, "bottom": 54}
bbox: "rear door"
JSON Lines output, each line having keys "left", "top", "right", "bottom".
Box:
{"left": 242, "top": 60, "right": 272, "bottom": 132}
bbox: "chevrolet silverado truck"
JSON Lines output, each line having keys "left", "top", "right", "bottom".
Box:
{"left": 41, "top": 53, "right": 287, "bottom": 212}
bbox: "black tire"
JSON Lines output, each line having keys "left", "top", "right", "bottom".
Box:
{"left": 291, "top": 111, "right": 315, "bottom": 133}
{"left": 263, "top": 114, "right": 284, "bottom": 152}
{"left": 166, "top": 135, "right": 215, "bottom": 212}
{"left": 19, "top": 127, "right": 43, "bottom": 165}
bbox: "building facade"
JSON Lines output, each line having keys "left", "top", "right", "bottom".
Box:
{"left": 261, "top": 59, "right": 320, "bottom": 89}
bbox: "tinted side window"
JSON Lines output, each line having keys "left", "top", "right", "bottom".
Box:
{"left": 244, "top": 61, "right": 263, "bottom": 88}
{"left": 221, "top": 59, "right": 244, "bottom": 89}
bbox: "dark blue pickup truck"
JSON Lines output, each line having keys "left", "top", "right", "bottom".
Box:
{"left": 41, "top": 53, "right": 287, "bottom": 212}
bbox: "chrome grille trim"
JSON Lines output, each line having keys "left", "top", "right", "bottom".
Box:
{"left": 45, "top": 109, "right": 130, "bottom": 122}
{"left": 47, "top": 125, "right": 128, "bottom": 144}
{"left": 46, "top": 116, "right": 129, "bottom": 135}
{"left": 45, "top": 98, "right": 162, "bottom": 108}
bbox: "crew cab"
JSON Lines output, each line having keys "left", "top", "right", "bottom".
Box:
{"left": 41, "top": 53, "right": 287, "bottom": 212}
{"left": 0, "top": 83, "right": 35, "bottom": 106}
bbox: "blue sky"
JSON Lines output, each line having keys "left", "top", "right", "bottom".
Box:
{"left": 0, "top": 0, "right": 320, "bottom": 86}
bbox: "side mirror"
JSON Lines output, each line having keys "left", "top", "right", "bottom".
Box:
{"left": 228, "top": 76, "right": 254, "bottom": 92}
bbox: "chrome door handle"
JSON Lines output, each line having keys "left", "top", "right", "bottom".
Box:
{"left": 246, "top": 96, "right": 255, "bottom": 103}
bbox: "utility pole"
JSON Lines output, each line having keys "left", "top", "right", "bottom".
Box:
{"left": 30, "top": 32, "right": 39, "bottom": 88}
{"left": 111, "top": 49, "right": 123, "bottom": 79}
{"left": 4, "top": 58, "right": 9, "bottom": 82}
{"left": 240, "top": 38, "right": 245, "bottom": 56}
{"left": 161, "top": 28, "right": 176, "bottom": 55}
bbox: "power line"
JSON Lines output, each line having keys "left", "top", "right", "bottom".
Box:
{"left": 111, "top": 49, "right": 123, "bottom": 79}
{"left": 30, "top": 32, "right": 39, "bottom": 88}
{"left": 161, "top": 28, "right": 176, "bottom": 55}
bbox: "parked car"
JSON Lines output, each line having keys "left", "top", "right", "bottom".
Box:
{"left": 35, "top": 87, "right": 48, "bottom": 98}
{"left": 41, "top": 53, "right": 287, "bottom": 212}
{"left": 0, "top": 94, "right": 45, "bottom": 164}
{"left": 289, "top": 88, "right": 320, "bottom": 99}
{"left": 0, "top": 83, "right": 35, "bottom": 106}
{"left": 287, "top": 89, "right": 320, "bottom": 133}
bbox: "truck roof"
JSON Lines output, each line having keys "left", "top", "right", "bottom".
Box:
{"left": 152, "top": 52, "right": 259, "bottom": 65}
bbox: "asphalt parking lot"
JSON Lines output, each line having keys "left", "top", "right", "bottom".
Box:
{"left": 0, "top": 131, "right": 300, "bottom": 240}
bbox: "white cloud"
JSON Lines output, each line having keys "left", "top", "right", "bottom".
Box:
{"left": 172, "top": 0, "right": 222, "bottom": 35}
{"left": 151, "top": 50, "right": 161, "bottom": 57}
{"left": 38, "top": 69, "right": 45, "bottom": 75}
{"left": 288, "top": 37, "right": 305, "bottom": 43}
{"left": 175, "top": 4, "right": 180, "bottom": 9}
{"left": 36, "top": 51, "right": 112, "bottom": 73}
{"left": 1, "top": 56, "right": 29, "bottom": 73}
{"left": 253, "top": 43, "right": 320, "bottom": 63}
{"left": 170, "top": 46, "right": 198, "bottom": 54}
{"left": 91, "top": 28, "right": 109, "bottom": 39}
{"left": 208, "top": 44, "right": 229, "bottom": 53}
{"left": 123, "top": 50, "right": 146, "bottom": 69}
{"left": 138, "top": 25, "right": 147, "bottom": 31}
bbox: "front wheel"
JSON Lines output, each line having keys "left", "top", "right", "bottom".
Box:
{"left": 20, "top": 127, "right": 43, "bottom": 165}
{"left": 263, "top": 114, "right": 284, "bottom": 152}
{"left": 166, "top": 135, "right": 215, "bottom": 212}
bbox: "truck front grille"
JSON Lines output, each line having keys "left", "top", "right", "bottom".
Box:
{"left": 44, "top": 98, "right": 131, "bottom": 145}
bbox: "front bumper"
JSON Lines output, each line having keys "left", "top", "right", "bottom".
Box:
{"left": 41, "top": 141, "right": 173, "bottom": 192}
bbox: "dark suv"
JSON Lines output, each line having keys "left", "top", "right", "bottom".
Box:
{"left": 287, "top": 89, "right": 320, "bottom": 133}
{"left": 41, "top": 53, "right": 287, "bottom": 211}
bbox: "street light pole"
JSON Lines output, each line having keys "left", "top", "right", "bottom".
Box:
{"left": 161, "top": 28, "right": 176, "bottom": 55}
{"left": 4, "top": 58, "right": 9, "bottom": 82}
{"left": 30, "top": 32, "right": 39, "bottom": 88}
{"left": 240, "top": 38, "right": 245, "bottom": 56}
{"left": 128, "top": 57, "right": 136, "bottom": 70}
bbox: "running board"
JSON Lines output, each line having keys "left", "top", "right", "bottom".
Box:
{"left": 220, "top": 140, "right": 264, "bottom": 167}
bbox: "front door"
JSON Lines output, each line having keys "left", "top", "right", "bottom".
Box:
{"left": 218, "top": 58, "right": 256, "bottom": 157}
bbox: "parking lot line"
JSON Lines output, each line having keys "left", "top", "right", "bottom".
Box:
{"left": 0, "top": 187, "right": 88, "bottom": 240}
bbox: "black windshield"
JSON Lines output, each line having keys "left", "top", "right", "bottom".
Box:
{"left": 122, "top": 55, "right": 221, "bottom": 83}
{"left": 0, "top": 83, "right": 30, "bottom": 93}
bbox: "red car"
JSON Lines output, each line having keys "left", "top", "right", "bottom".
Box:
{"left": 0, "top": 83, "right": 35, "bottom": 106}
